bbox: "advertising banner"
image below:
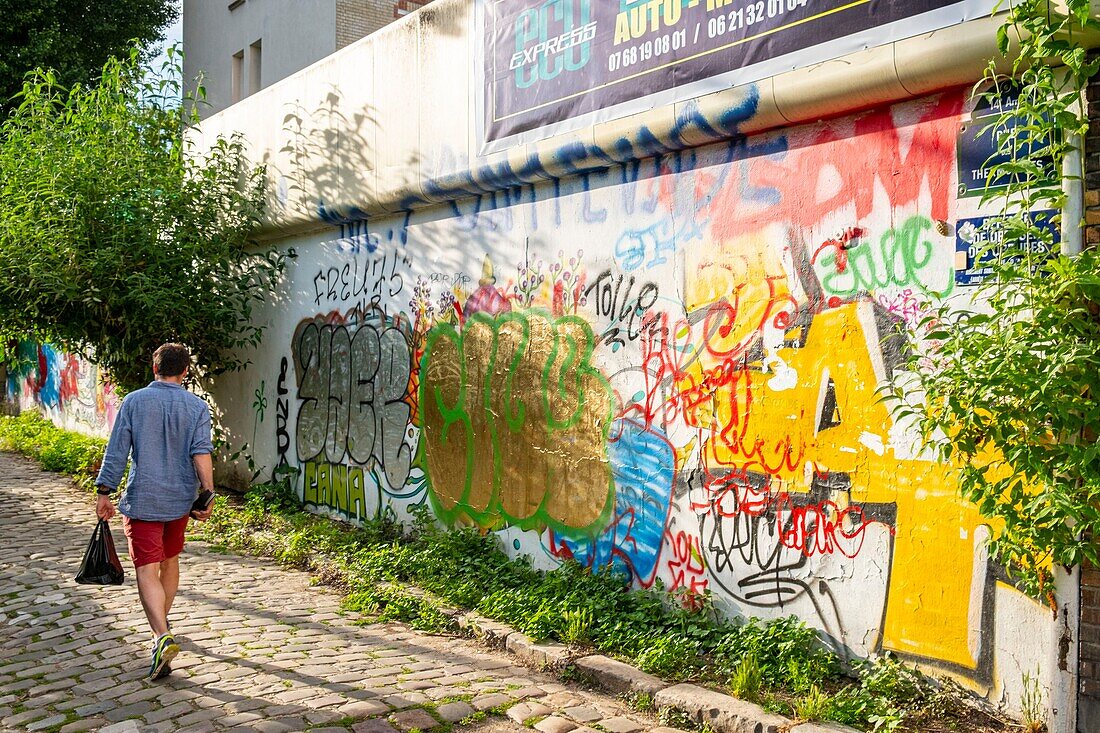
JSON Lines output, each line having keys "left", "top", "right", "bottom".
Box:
{"left": 480, "top": 0, "right": 997, "bottom": 151}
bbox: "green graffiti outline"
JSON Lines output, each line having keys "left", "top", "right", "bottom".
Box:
{"left": 418, "top": 308, "right": 615, "bottom": 538}
{"left": 820, "top": 215, "right": 954, "bottom": 299}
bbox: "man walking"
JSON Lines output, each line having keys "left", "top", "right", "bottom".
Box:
{"left": 94, "top": 343, "right": 216, "bottom": 680}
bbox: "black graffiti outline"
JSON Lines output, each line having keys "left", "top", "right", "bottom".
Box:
{"left": 293, "top": 318, "right": 413, "bottom": 489}
{"left": 584, "top": 269, "right": 660, "bottom": 350}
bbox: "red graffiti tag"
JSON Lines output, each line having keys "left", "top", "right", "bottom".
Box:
{"left": 708, "top": 93, "right": 964, "bottom": 238}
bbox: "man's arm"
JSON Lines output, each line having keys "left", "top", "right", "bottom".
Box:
{"left": 95, "top": 401, "right": 131, "bottom": 521}
{"left": 191, "top": 453, "right": 215, "bottom": 521}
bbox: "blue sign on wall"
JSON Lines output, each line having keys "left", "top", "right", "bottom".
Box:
{"left": 954, "top": 211, "right": 1059, "bottom": 287}
{"left": 957, "top": 85, "right": 1056, "bottom": 198}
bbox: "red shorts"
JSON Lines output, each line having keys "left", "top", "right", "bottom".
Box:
{"left": 122, "top": 515, "right": 189, "bottom": 567}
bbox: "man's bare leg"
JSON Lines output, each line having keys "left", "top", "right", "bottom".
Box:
{"left": 161, "top": 555, "right": 180, "bottom": 623}
{"left": 135, "top": 563, "right": 170, "bottom": 638}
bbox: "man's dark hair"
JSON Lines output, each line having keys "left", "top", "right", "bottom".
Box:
{"left": 153, "top": 343, "right": 190, "bottom": 378}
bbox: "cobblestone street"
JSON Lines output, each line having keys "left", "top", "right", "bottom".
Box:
{"left": 0, "top": 454, "right": 686, "bottom": 733}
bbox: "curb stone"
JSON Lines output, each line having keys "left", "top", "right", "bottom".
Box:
{"left": 506, "top": 633, "right": 574, "bottom": 669}
{"left": 655, "top": 683, "right": 789, "bottom": 733}
{"left": 456, "top": 613, "right": 514, "bottom": 648}
{"left": 573, "top": 656, "right": 665, "bottom": 697}
{"left": 455, "top": 613, "right": 862, "bottom": 733}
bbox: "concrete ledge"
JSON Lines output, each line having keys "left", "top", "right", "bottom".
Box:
{"left": 456, "top": 612, "right": 513, "bottom": 648}
{"left": 654, "top": 683, "right": 790, "bottom": 733}
{"left": 506, "top": 633, "right": 574, "bottom": 669}
{"left": 573, "top": 655, "right": 666, "bottom": 697}
{"left": 195, "top": 0, "right": 1028, "bottom": 237}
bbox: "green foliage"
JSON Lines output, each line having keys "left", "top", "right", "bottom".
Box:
{"left": 791, "top": 684, "right": 829, "bottom": 722}
{"left": 0, "top": 47, "right": 288, "bottom": 393}
{"left": 0, "top": 412, "right": 104, "bottom": 489}
{"left": 560, "top": 607, "right": 594, "bottom": 645}
{"left": 890, "top": 0, "right": 1100, "bottom": 597}
{"left": 0, "top": 0, "right": 178, "bottom": 114}
{"left": 188, "top": 476, "right": 848, "bottom": 697}
{"left": 7, "top": 386, "right": 992, "bottom": 733}
{"left": 0, "top": 410, "right": 981, "bottom": 732}
{"left": 713, "top": 616, "right": 837, "bottom": 691}
{"left": 727, "top": 652, "right": 762, "bottom": 703}
{"left": 622, "top": 690, "right": 655, "bottom": 713}
{"left": 634, "top": 634, "right": 703, "bottom": 680}
{"left": 345, "top": 585, "right": 457, "bottom": 634}
{"left": 820, "top": 655, "right": 945, "bottom": 732}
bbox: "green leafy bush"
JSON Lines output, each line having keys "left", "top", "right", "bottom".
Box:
{"left": 0, "top": 47, "right": 288, "bottom": 392}
{"left": 0, "top": 412, "right": 104, "bottom": 488}
{"left": 888, "top": 0, "right": 1100, "bottom": 598}
{"left": 714, "top": 616, "right": 837, "bottom": 691}
{"left": 634, "top": 634, "right": 703, "bottom": 680}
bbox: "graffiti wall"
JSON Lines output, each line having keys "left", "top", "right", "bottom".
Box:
{"left": 3, "top": 342, "right": 119, "bottom": 437}
{"left": 220, "top": 87, "right": 1061, "bottom": 713}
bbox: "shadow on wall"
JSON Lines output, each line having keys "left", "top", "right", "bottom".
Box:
{"left": 269, "top": 85, "right": 379, "bottom": 227}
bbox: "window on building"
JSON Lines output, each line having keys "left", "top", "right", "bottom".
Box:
{"left": 249, "top": 40, "right": 263, "bottom": 95}
{"left": 231, "top": 50, "right": 244, "bottom": 103}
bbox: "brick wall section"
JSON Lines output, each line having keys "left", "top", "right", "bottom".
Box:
{"left": 394, "top": 0, "right": 432, "bottom": 17}
{"left": 1084, "top": 60, "right": 1100, "bottom": 247}
{"left": 336, "top": 0, "right": 433, "bottom": 49}
{"left": 1081, "top": 52, "right": 1100, "bottom": 732}
{"left": 1083, "top": 563, "right": 1100, "bottom": 693}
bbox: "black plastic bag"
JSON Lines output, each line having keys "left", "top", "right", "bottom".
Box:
{"left": 75, "top": 519, "right": 125, "bottom": 585}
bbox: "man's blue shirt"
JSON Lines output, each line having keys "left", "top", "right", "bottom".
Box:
{"left": 95, "top": 381, "right": 214, "bottom": 521}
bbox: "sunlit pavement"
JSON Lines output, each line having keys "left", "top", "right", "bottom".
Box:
{"left": 0, "top": 453, "right": 686, "bottom": 733}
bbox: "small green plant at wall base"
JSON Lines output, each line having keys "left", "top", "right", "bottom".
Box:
{"left": 791, "top": 684, "right": 829, "bottom": 722}
{"left": 1020, "top": 669, "right": 1045, "bottom": 733}
{"left": 560, "top": 607, "right": 593, "bottom": 645}
{"left": 634, "top": 634, "right": 703, "bottom": 680}
{"left": 727, "top": 652, "right": 762, "bottom": 703}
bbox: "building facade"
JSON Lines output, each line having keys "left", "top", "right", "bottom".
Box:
{"left": 183, "top": 0, "right": 431, "bottom": 116}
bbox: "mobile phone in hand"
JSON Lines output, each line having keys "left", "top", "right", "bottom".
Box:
{"left": 190, "top": 489, "right": 214, "bottom": 518}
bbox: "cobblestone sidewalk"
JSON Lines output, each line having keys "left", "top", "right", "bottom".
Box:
{"left": 0, "top": 454, "right": 687, "bottom": 733}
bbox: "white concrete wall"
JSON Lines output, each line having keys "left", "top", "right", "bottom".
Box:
{"left": 194, "top": 0, "right": 1078, "bottom": 727}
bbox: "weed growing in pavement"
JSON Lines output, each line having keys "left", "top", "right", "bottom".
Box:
{"left": 460, "top": 711, "right": 489, "bottom": 725}
{"left": 657, "top": 705, "right": 696, "bottom": 730}
{"left": 621, "top": 691, "right": 655, "bottom": 713}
